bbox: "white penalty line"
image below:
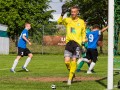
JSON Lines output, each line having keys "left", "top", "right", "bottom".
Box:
{"left": 0, "top": 67, "right": 21, "bottom": 71}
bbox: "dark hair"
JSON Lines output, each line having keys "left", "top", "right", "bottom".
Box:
{"left": 92, "top": 24, "right": 100, "bottom": 29}
{"left": 25, "top": 22, "right": 30, "bottom": 24}
{"left": 71, "top": 5, "right": 80, "bottom": 11}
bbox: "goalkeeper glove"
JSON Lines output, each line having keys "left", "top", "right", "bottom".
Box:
{"left": 61, "top": 4, "right": 68, "bottom": 16}
{"left": 82, "top": 46, "right": 87, "bottom": 54}
{"left": 82, "top": 42, "right": 85, "bottom": 46}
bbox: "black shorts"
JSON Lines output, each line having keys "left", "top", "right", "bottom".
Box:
{"left": 18, "top": 47, "right": 31, "bottom": 57}
{"left": 64, "top": 40, "right": 81, "bottom": 58}
{"left": 86, "top": 48, "right": 98, "bottom": 63}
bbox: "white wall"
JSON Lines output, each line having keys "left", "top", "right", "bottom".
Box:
{"left": 0, "top": 24, "right": 9, "bottom": 55}
{"left": 0, "top": 37, "right": 9, "bottom": 54}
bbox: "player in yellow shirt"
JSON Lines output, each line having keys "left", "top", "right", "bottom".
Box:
{"left": 58, "top": 5, "right": 86, "bottom": 85}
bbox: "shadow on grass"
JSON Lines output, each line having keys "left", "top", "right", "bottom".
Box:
{"left": 115, "top": 71, "right": 120, "bottom": 74}
{"left": 57, "top": 85, "right": 70, "bottom": 90}
{"left": 17, "top": 70, "right": 28, "bottom": 72}
{"left": 58, "top": 85, "right": 70, "bottom": 88}
{"left": 77, "top": 70, "right": 87, "bottom": 73}
{"left": 96, "top": 73, "right": 120, "bottom": 88}
{"left": 63, "top": 80, "right": 81, "bottom": 83}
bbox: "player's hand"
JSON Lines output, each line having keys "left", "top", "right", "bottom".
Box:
{"left": 61, "top": 4, "right": 68, "bottom": 16}
{"left": 82, "top": 42, "right": 85, "bottom": 46}
{"left": 82, "top": 46, "right": 87, "bottom": 53}
{"left": 28, "top": 42, "right": 32, "bottom": 45}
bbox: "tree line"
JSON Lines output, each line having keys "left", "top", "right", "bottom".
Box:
{"left": 0, "top": 0, "right": 109, "bottom": 42}
{"left": 0, "top": 0, "right": 54, "bottom": 42}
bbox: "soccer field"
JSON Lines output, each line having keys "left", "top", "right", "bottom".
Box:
{"left": 0, "top": 54, "right": 119, "bottom": 90}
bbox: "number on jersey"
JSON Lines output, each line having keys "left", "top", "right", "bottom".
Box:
{"left": 89, "top": 34, "right": 94, "bottom": 42}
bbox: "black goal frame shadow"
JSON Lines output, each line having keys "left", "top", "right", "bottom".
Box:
{"left": 95, "top": 72, "right": 120, "bottom": 88}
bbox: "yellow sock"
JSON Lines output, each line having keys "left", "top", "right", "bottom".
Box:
{"left": 69, "top": 61, "right": 77, "bottom": 80}
{"left": 65, "top": 62, "right": 71, "bottom": 70}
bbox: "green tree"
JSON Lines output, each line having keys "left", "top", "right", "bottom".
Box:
{"left": 0, "top": 0, "right": 54, "bottom": 42}
{"left": 64, "top": 0, "right": 108, "bottom": 26}
{"left": 114, "top": 0, "right": 120, "bottom": 55}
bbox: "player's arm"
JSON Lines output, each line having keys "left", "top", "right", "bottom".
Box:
{"left": 82, "top": 38, "right": 88, "bottom": 47}
{"left": 57, "top": 4, "right": 68, "bottom": 25}
{"left": 85, "top": 38, "right": 88, "bottom": 42}
{"left": 58, "top": 17, "right": 69, "bottom": 26}
{"left": 22, "top": 35, "right": 31, "bottom": 45}
{"left": 58, "top": 16, "right": 64, "bottom": 24}
{"left": 101, "top": 26, "right": 108, "bottom": 32}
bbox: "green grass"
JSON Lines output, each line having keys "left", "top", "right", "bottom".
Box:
{"left": 0, "top": 55, "right": 119, "bottom": 90}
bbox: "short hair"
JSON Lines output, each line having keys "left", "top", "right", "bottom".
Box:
{"left": 92, "top": 24, "right": 100, "bottom": 29}
{"left": 71, "top": 5, "right": 80, "bottom": 11}
{"left": 25, "top": 22, "right": 30, "bottom": 25}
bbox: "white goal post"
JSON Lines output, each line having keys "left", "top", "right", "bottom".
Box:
{"left": 107, "top": 0, "right": 114, "bottom": 89}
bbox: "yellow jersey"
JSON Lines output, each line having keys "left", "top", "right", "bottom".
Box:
{"left": 58, "top": 16, "right": 86, "bottom": 46}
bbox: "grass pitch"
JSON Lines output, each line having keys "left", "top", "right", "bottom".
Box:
{"left": 0, "top": 54, "right": 119, "bottom": 90}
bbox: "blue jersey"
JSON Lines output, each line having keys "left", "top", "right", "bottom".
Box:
{"left": 18, "top": 29, "right": 28, "bottom": 48}
{"left": 87, "top": 30, "right": 101, "bottom": 49}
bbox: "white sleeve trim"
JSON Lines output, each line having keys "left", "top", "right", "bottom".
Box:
{"left": 23, "top": 33, "right": 26, "bottom": 36}
{"left": 99, "top": 31, "right": 101, "bottom": 35}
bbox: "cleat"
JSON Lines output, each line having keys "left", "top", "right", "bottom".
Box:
{"left": 10, "top": 69, "right": 16, "bottom": 73}
{"left": 22, "top": 66, "right": 29, "bottom": 72}
{"left": 67, "top": 79, "right": 71, "bottom": 85}
{"left": 87, "top": 70, "right": 92, "bottom": 74}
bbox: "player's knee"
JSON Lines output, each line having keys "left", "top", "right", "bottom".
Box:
{"left": 28, "top": 53, "right": 33, "bottom": 58}
{"left": 16, "top": 56, "right": 21, "bottom": 60}
{"left": 65, "top": 57, "right": 70, "bottom": 62}
{"left": 72, "top": 58, "right": 77, "bottom": 62}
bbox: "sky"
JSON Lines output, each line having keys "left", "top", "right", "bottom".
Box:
{"left": 48, "top": 0, "right": 66, "bottom": 21}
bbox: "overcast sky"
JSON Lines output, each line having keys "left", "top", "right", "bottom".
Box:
{"left": 48, "top": 0, "right": 66, "bottom": 21}
{"left": 49, "top": 0, "right": 65, "bottom": 14}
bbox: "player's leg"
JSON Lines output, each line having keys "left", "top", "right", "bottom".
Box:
{"left": 65, "top": 57, "right": 71, "bottom": 70}
{"left": 77, "top": 57, "right": 91, "bottom": 72}
{"left": 77, "top": 51, "right": 90, "bottom": 72}
{"left": 68, "top": 57, "right": 77, "bottom": 85}
{"left": 86, "top": 49, "right": 92, "bottom": 73}
{"left": 10, "top": 56, "right": 21, "bottom": 73}
{"left": 64, "top": 50, "right": 71, "bottom": 71}
{"left": 76, "top": 46, "right": 86, "bottom": 72}
{"left": 64, "top": 51, "right": 72, "bottom": 85}
{"left": 22, "top": 48, "right": 33, "bottom": 71}
{"left": 82, "top": 58, "right": 91, "bottom": 63}
{"left": 87, "top": 49, "right": 98, "bottom": 74}
{"left": 64, "top": 41, "right": 72, "bottom": 71}
{"left": 68, "top": 45, "right": 81, "bottom": 85}
{"left": 77, "top": 58, "right": 84, "bottom": 72}
{"left": 10, "top": 47, "right": 24, "bottom": 73}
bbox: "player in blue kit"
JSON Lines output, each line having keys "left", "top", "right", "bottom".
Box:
{"left": 10, "top": 23, "right": 33, "bottom": 73}
{"left": 86, "top": 24, "right": 108, "bottom": 74}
